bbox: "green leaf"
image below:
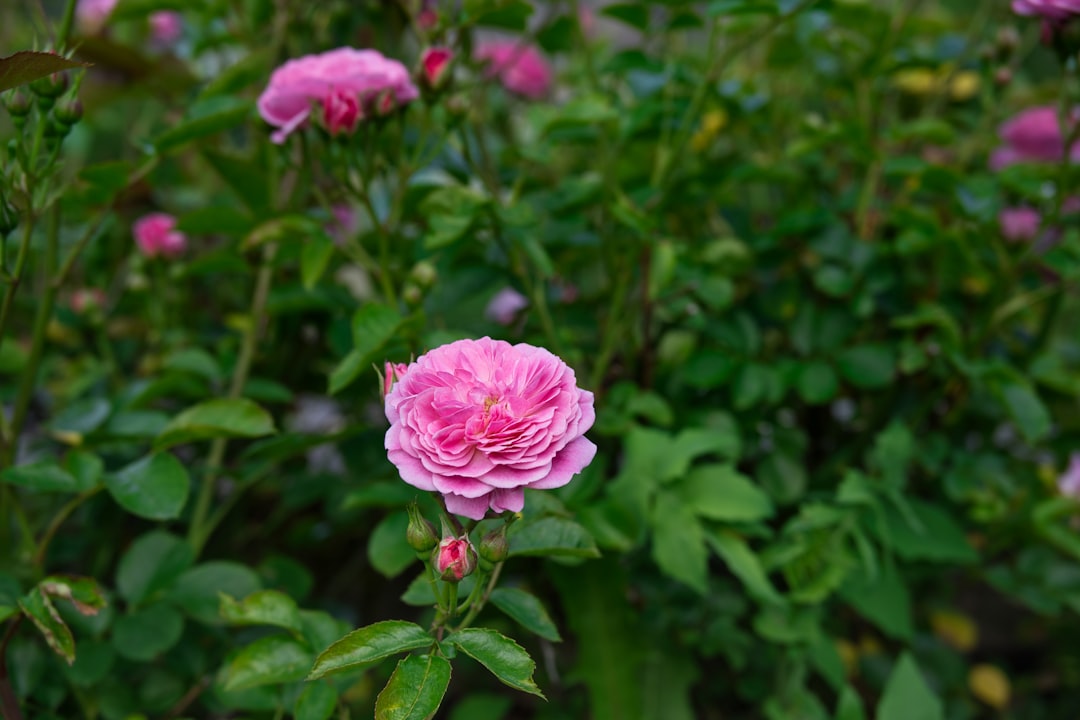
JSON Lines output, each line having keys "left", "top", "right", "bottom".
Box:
{"left": 105, "top": 453, "right": 190, "bottom": 520}
{"left": 19, "top": 586, "right": 75, "bottom": 664}
{"left": 870, "top": 500, "right": 977, "bottom": 565}
{"left": 641, "top": 649, "right": 699, "bottom": 720}
{"left": 707, "top": 0, "right": 779, "bottom": 15}
{"left": 375, "top": 653, "right": 452, "bottom": 720}
{"left": 839, "top": 562, "right": 912, "bottom": 640}
{"left": 154, "top": 96, "right": 251, "bottom": 152}
{"left": 490, "top": 588, "right": 562, "bottom": 642}
{"left": 302, "top": 232, "right": 335, "bottom": 290}
{"left": 220, "top": 590, "right": 303, "bottom": 633}
{"left": 600, "top": 3, "right": 649, "bottom": 30}
{"left": 0, "top": 51, "right": 90, "bottom": 93}
{"left": 162, "top": 347, "right": 223, "bottom": 383}
{"left": 448, "top": 694, "right": 513, "bottom": 720}
{"left": 651, "top": 492, "right": 708, "bottom": 594}
{"left": 1, "top": 460, "right": 81, "bottom": 493}
{"left": 309, "top": 620, "right": 433, "bottom": 679}
{"left": 677, "top": 463, "right": 774, "bottom": 522}
{"left": 64, "top": 640, "right": 115, "bottom": 688}
{"left": 328, "top": 304, "right": 404, "bottom": 394}
{"left": 837, "top": 345, "right": 895, "bottom": 389}
{"left": 155, "top": 397, "right": 276, "bottom": 449}
{"left": 876, "top": 653, "right": 944, "bottom": 720}
{"left": 64, "top": 452, "right": 103, "bottom": 491}
{"left": 368, "top": 512, "right": 418, "bottom": 579}
{"left": 998, "top": 382, "right": 1051, "bottom": 443}
{"left": 508, "top": 516, "right": 600, "bottom": 559}
{"left": 222, "top": 635, "right": 313, "bottom": 691}
{"left": 111, "top": 603, "right": 184, "bottom": 660}
{"left": 202, "top": 148, "right": 269, "bottom": 212}
{"left": 447, "top": 628, "right": 544, "bottom": 697}
{"left": 168, "top": 562, "right": 262, "bottom": 625}
{"left": 708, "top": 530, "right": 784, "bottom": 604}
{"left": 420, "top": 186, "right": 487, "bottom": 249}
{"left": 758, "top": 452, "right": 807, "bottom": 505}
{"left": 116, "top": 531, "right": 193, "bottom": 605}
{"left": 835, "top": 686, "right": 866, "bottom": 720}
{"left": 295, "top": 681, "right": 338, "bottom": 720}
{"left": 796, "top": 362, "right": 839, "bottom": 405}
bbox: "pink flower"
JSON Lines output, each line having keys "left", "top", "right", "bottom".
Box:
{"left": 76, "top": 0, "right": 118, "bottom": 34}
{"left": 420, "top": 47, "right": 454, "bottom": 91}
{"left": 1013, "top": 0, "right": 1080, "bottom": 20}
{"left": 1060, "top": 454, "right": 1080, "bottom": 497}
{"left": 434, "top": 535, "right": 477, "bottom": 581}
{"left": 474, "top": 41, "right": 553, "bottom": 100}
{"left": 999, "top": 207, "right": 1042, "bottom": 241}
{"left": 485, "top": 287, "right": 528, "bottom": 325}
{"left": 383, "top": 361, "right": 408, "bottom": 398}
{"left": 133, "top": 213, "right": 186, "bottom": 258}
{"left": 384, "top": 337, "right": 597, "bottom": 521}
{"left": 149, "top": 11, "right": 182, "bottom": 44}
{"left": 257, "top": 48, "right": 419, "bottom": 144}
{"left": 991, "top": 106, "right": 1080, "bottom": 170}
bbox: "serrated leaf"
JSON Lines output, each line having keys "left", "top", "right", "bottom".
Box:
{"left": 447, "top": 628, "right": 544, "bottom": 697}
{"left": 222, "top": 635, "right": 313, "bottom": 691}
{"left": 220, "top": 589, "right": 303, "bottom": 633}
{"left": 375, "top": 653, "right": 452, "bottom": 720}
{"left": 105, "top": 453, "right": 190, "bottom": 520}
{"left": 19, "top": 586, "right": 75, "bottom": 664}
{"left": 1, "top": 461, "right": 82, "bottom": 493}
{"left": 309, "top": 620, "right": 433, "bottom": 679}
{"left": 168, "top": 562, "right": 262, "bottom": 625}
{"left": 490, "top": 588, "right": 561, "bottom": 642}
{"left": 155, "top": 398, "right": 275, "bottom": 449}
{"left": 0, "top": 51, "right": 90, "bottom": 93}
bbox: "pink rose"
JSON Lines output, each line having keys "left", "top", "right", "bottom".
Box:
{"left": 382, "top": 361, "right": 409, "bottom": 399}
{"left": 149, "top": 11, "right": 183, "bottom": 44}
{"left": 1060, "top": 454, "right": 1080, "bottom": 497}
{"left": 1013, "top": 0, "right": 1080, "bottom": 19}
{"left": 474, "top": 41, "right": 553, "bottom": 100}
{"left": 484, "top": 287, "right": 528, "bottom": 325}
{"left": 991, "top": 106, "right": 1080, "bottom": 170}
{"left": 76, "top": 0, "right": 118, "bottom": 34}
{"left": 433, "top": 536, "right": 477, "bottom": 582}
{"left": 420, "top": 47, "right": 454, "bottom": 92}
{"left": 999, "top": 207, "right": 1042, "bottom": 241}
{"left": 385, "top": 337, "right": 596, "bottom": 520}
{"left": 133, "top": 213, "right": 186, "bottom": 258}
{"left": 257, "top": 48, "right": 419, "bottom": 144}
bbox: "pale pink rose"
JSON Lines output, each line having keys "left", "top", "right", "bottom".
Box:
{"left": 474, "top": 41, "right": 553, "bottom": 100}
{"left": 1013, "top": 0, "right": 1080, "bottom": 19}
{"left": 433, "top": 536, "right": 477, "bottom": 581}
{"left": 149, "top": 11, "right": 183, "bottom": 44}
{"left": 257, "top": 48, "right": 419, "bottom": 144}
{"left": 76, "top": 0, "right": 118, "bottom": 34}
{"left": 384, "top": 337, "right": 596, "bottom": 520}
{"left": 133, "top": 213, "right": 186, "bottom": 258}
{"left": 1060, "top": 454, "right": 1080, "bottom": 497}
{"left": 999, "top": 207, "right": 1042, "bottom": 241}
{"left": 420, "top": 47, "right": 454, "bottom": 91}
{"left": 991, "top": 106, "right": 1080, "bottom": 170}
{"left": 485, "top": 287, "right": 528, "bottom": 325}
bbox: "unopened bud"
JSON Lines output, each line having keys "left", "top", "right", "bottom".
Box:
{"left": 994, "top": 67, "right": 1012, "bottom": 87}
{"left": 432, "top": 535, "right": 477, "bottom": 582}
{"left": 409, "top": 260, "right": 437, "bottom": 288}
{"left": 996, "top": 26, "right": 1020, "bottom": 54}
{"left": 418, "top": 47, "right": 454, "bottom": 93}
{"left": 30, "top": 72, "right": 69, "bottom": 99}
{"left": 382, "top": 361, "right": 409, "bottom": 399}
{"left": 374, "top": 89, "right": 397, "bottom": 117}
{"left": 54, "top": 98, "right": 83, "bottom": 126}
{"left": 477, "top": 524, "right": 508, "bottom": 564}
{"left": 3, "top": 90, "right": 32, "bottom": 118}
{"left": 405, "top": 502, "right": 438, "bottom": 553}
{"left": 402, "top": 282, "right": 423, "bottom": 306}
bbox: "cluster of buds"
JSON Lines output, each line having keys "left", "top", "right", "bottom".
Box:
{"left": 404, "top": 502, "right": 511, "bottom": 584}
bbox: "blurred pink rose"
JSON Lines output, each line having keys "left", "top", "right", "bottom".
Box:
{"left": 999, "top": 207, "right": 1042, "bottom": 241}
{"left": 133, "top": 213, "right": 186, "bottom": 258}
{"left": 257, "top": 48, "right": 419, "bottom": 144}
{"left": 70, "top": 288, "right": 107, "bottom": 315}
{"left": 149, "top": 11, "right": 183, "bottom": 44}
{"left": 384, "top": 337, "right": 596, "bottom": 520}
{"left": 434, "top": 535, "right": 477, "bottom": 581}
{"left": 474, "top": 40, "right": 553, "bottom": 100}
{"left": 1013, "top": 0, "right": 1080, "bottom": 19}
{"left": 1060, "top": 454, "right": 1080, "bottom": 497}
{"left": 991, "top": 106, "right": 1080, "bottom": 170}
{"left": 485, "top": 287, "right": 528, "bottom": 325}
{"left": 76, "top": 0, "right": 117, "bottom": 34}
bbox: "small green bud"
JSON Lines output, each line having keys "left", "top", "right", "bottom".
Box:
{"left": 402, "top": 282, "right": 423, "bottom": 306}
{"left": 54, "top": 98, "right": 83, "bottom": 126}
{"left": 405, "top": 502, "right": 438, "bottom": 553}
{"left": 409, "top": 260, "right": 438, "bottom": 289}
{"left": 477, "top": 524, "right": 508, "bottom": 564}
{"left": 30, "top": 72, "right": 69, "bottom": 99}
{"left": 3, "top": 90, "right": 32, "bottom": 117}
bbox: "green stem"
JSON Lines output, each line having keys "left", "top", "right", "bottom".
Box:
{"left": 55, "top": 0, "right": 80, "bottom": 52}
{"left": 589, "top": 258, "right": 633, "bottom": 392}
{"left": 33, "top": 486, "right": 103, "bottom": 568}
{"left": 0, "top": 211, "right": 34, "bottom": 453}
{"left": 452, "top": 561, "right": 503, "bottom": 632}
{"left": 187, "top": 244, "right": 277, "bottom": 555}
{"left": 446, "top": 582, "right": 458, "bottom": 620}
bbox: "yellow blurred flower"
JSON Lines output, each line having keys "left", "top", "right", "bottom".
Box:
{"left": 691, "top": 109, "right": 728, "bottom": 152}
{"left": 893, "top": 68, "right": 938, "bottom": 96}
{"left": 969, "top": 664, "right": 1010, "bottom": 709}
{"left": 949, "top": 71, "right": 981, "bottom": 101}
{"left": 930, "top": 609, "right": 978, "bottom": 652}
{"left": 892, "top": 67, "right": 980, "bottom": 101}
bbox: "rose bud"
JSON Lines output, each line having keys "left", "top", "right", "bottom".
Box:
{"left": 433, "top": 535, "right": 477, "bottom": 582}
{"left": 419, "top": 47, "right": 454, "bottom": 93}
{"left": 405, "top": 502, "right": 438, "bottom": 553}
{"left": 478, "top": 524, "right": 509, "bottom": 564}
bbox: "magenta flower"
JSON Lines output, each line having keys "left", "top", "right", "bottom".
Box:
{"left": 1060, "top": 454, "right": 1080, "bottom": 498}
{"left": 257, "top": 48, "right": 419, "bottom": 144}
{"left": 433, "top": 536, "right": 477, "bottom": 582}
{"left": 485, "top": 287, "right": 528, "bottom": 325}
{"left": 999, "top": 207, "right": 1042, "bottom": 241}
{"left": 133, "top": 213, "right": 186, "bottom": 258}
{"left": 1013, "top": 0, "right": 1080, "bottom": 20}
{"left": 382, "top": 361, "right": 408, "bottom": 399}
{"left": 474, "top": 41, "right": 553, "bottom": 100}
{"left": 75, "top": 0, "right": 117, "bottom": 34}
{"left": 420, "top": 47, "right": 454, "bottom": 91}
{"left": 991, "top": 106, "right": 1080, "bottom": 170}
{"left": 149, "top": 11, "right": 182, "bottom": 44}
{"left": 384, "top": 337, "right": 596, "bottom": 520}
